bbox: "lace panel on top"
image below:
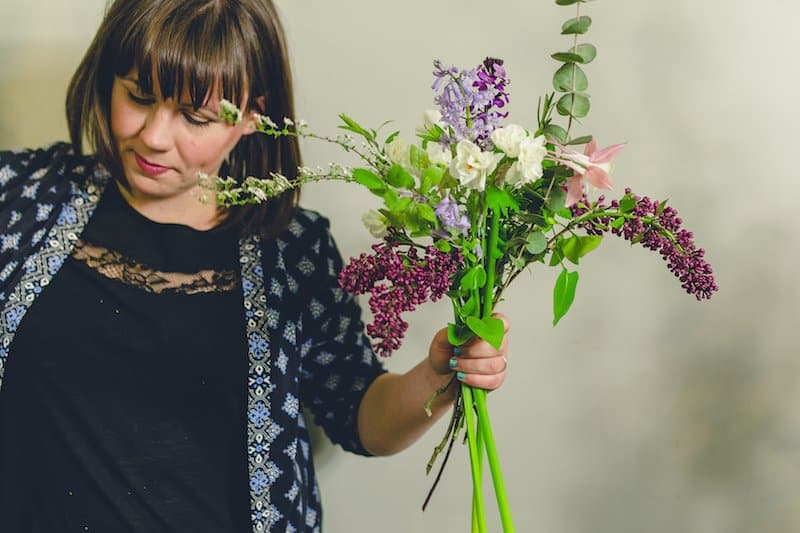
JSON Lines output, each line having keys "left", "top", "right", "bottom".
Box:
{"left": 71, "top": 239, "right": 237, "bottom": 295}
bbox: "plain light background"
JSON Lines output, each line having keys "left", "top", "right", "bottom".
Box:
{"left": 1, "top": 1, "right": 798, "bottom": 532}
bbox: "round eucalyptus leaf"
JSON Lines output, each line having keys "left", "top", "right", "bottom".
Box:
{"left": 553, "top": 63, "right": 588, "bottom": 93}
{"left": 566, "top": 134, "right": 593, "bottom": 146}
{"left": 556, "top": 93, "right": 591, "bottom": 118}
{"left": 551, "top": 52, "right": 584, "bottom": 63}
{"left": 561, "top": 16, "right": 592, "bottom": 35}
{"left": 544, "top": 124, "right": 568, "bottom": 144}
{"left": 574, "top": 43, "right": 597, "bottom": 63}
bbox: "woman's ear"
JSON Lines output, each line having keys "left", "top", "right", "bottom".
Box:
{"left": 242, "top": 95, "right": 267, "bottom": 135}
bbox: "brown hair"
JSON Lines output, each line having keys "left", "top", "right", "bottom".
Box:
{"left": 66, "top": 0, "right": 300, "bottom": 238}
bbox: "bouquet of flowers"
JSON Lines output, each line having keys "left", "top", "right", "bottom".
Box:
{"left": 206, "top": 1, "right": 717, "bottom": 530}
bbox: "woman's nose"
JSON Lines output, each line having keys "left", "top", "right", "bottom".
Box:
{"left": 139, "top": 105, "right": 174, "bottom": 151}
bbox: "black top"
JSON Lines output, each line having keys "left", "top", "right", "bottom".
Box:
{"left": 0, "top": 182, "right": 252, "bottom": 532}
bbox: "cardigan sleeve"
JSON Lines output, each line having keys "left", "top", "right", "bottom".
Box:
{"left": 0, "top": 143, "right": 77, "bottom": 300}
{"left": 296, "top": 214, "right": 387, "bottom": 456}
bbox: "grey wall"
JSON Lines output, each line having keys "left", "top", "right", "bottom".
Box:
{"left": 1, "top": 1, "right": 798, "bottom": 532}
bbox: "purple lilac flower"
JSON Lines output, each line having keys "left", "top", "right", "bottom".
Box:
{"left": 431, "top": 57, "right": 510, "bottom": 149}
{"left": 338, "top": 240, "right": 464, "bottom": 357}
{"left": 570, "top": 190, "right": 718, "bottom": 300}
{"left": 435, "top": 195, "right": 470, "bottom": 235}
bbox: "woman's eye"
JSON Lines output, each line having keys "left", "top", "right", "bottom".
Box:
{"left": 127, "top": 91, "right": 154, "bottom": 106}
{"left": 183, "top": 112, "right": 211, "bottom": 127}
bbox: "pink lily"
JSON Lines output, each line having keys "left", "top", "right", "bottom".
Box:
{"left": 555, "top": 139, "right": 626, "bottom": 207}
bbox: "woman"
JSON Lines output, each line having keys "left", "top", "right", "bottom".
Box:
{"left": 0, "top": 0, "right": 509, "bottom": 531}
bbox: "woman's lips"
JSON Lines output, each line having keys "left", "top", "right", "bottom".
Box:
{"left": 134, "top": 152, "right": 171, "bottom": 177}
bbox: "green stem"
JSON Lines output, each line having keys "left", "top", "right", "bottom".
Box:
{"left": 461, "top": 384, "right": 486, "bottom": 533}
{"left": 474, "top": 389, "right": 514, "bottom": 531}
{"left": 477, "top": 208, "right": 514, "bottom": 531}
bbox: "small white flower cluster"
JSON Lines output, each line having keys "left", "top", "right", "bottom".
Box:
{"left": 254, "top": 113, "right": 278, "bottom": 130}
{"left": 252, "top": 114, "right": 308, "bottom": 135}
{"left": 337, "top": 134, "right": 356, "bottom": 150}
{"left": 219, "top": 99, "right": 243, "bottom": 126}
{"left": 362, "top": 209, "right": 389, "bottom": 238}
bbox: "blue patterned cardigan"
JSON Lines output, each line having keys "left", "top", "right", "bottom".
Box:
{"left": 0, "top": 143, "right": 386, "bottom": 532}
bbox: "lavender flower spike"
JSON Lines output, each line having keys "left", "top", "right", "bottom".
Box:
{"left": 435, "top": 195, "right": 470, "bottom": 235}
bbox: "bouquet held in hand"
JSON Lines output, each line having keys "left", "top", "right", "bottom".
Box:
{"left": 205, "top": 2, "right": 717, "bottom": 530}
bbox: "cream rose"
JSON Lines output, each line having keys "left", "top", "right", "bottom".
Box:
{"left": 490, "top": 124, "right": 528, "bottom": 158}
{"left": 449, "top": 140, "right": 503, "bottom": 191}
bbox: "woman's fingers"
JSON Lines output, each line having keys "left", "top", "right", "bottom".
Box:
{"left": 450, "top": 313, "right": 510, "bottom": 391}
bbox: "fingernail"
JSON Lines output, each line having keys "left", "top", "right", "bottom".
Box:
{"left": 453, "top": 346, "right": 462, "bottom": 356}
{"left": 449, "top": 357, "right": 458, "bottom": 369}
{"left": 456, "top": 371, "right": 466, "bottom": 381}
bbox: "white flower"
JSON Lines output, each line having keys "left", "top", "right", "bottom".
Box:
{"left": 426, "top": 142, "right": 453, "bottom": 166}
{"left": 385, "top": 137, "right": 410, "bottom": 167}
{"left": 416, "top": 109, "right": 444, "bottom": 135}
{"left": 490, "top": 124, "right": 528, "bottom": 158}
{"left": 362, "top": 210, "right": 389, "bottom": 238}
{"left": 219, "top": 99, "right": 243, "bottom": 125}
{"left": 254, "top": 113, "right": 278, "bottom": 130}
{"left": 283, "top": 117, "right": 294, "bottom": 126}
{"left": 504, "top": 135, "right": 547, "bottom": 188}
{"left": 449, "top": 140, "right": 503, "bottom": 192}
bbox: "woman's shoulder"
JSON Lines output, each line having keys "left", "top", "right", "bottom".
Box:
{"left": 0, "top": 142, "right": 96, "bottom": 195}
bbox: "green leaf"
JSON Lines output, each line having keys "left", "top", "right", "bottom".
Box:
{"left": 338, "top": 114, "right": 373, "bottom": 140}
{"left": 447, "top": 323, "right": 473, "bottom": 346}
{"left": 384, "top": 131, "right": 400, "bottom": 145}
{"left": 556, "top": 93, "right": 590, "bottom": 118}
{"left": 561, "top": 16, "right": 592, "bottom": 35}
{"left": 465, "top": 316, "right": 505, "bottom": 350}
{"left": 555, "top": 0, "right": 583, "bottom": 5}
{"left": 562, "top": 235, "right": 603, "bottom": 264}
{"left": 553, "top": 63, "right": 588, "bottom": 93}
{"left": 409, "top": 144, "right": 430, "bottom": 171}
{"left": 486, "top": 185, "right": 519, "bottom": 217}
{"left": 561, "top": 235, "right": 582, "bottom": 264}
{"left": 459, "top": 265, "right": 487, "bottom": 291}
{"left": 574, "top": 43, "right": 597, "bottom": 64}
{"left": 551, "top": 52, "right": 584, "bottom": 63}
{"left": 544, "top": 124, "right": 568, "bottom": 144}
{"left": 567, "top": 135, "right": 593, "bottom": 146}
{"left": 352, "top": 168, "right": 385, "bottom": 194}
{"left": 657, "top": 199, "right": 669, "bottom": 215}
{"left": 610, "top": 216, "right": 626, "bottom": 229}
{"left": 385, "top": 164, "right": 415, "bottom": 189}
{"left": 546, "top": 186, "right": 567, "bottom": 212}
{"left": 526, "top": 231, "right": 548, "bottom": 254}
{"left": 549, "top": 245, "right": 564, "bottom": 266}
{"left": 553, "top": 268, "right": 579, "bottom": 326}
{"left": 579, "top": 235, "right": 602, "bottom": 256}
{"left": 383, "top": 188, "right": 399, "bottom": 209}
{"left": 419, "top": 166, "right": 445, "bottom": 195}
{"left": 417, "top": 203, "right": 438, "bottom": 223}
{"left": 434, "top": 239, "right": 451, "bottom": 253}
{"left": 461, "top": 293, "right": 480, "bottom": 318}
{"left": 619, "top": 196, "right": 636, "bottom": 213}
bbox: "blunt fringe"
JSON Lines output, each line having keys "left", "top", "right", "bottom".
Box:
{"left": 66, "top": 0, "right": 300, "bottom": 238}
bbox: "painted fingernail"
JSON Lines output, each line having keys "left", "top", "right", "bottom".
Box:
{"left": 453, "top": 346, "right": 462, "bottom": 356}
{"left": 449, "top": 357, "right": 458, "bottom": 369}
{"left": 456, "top": 371, "right": 466, "bottom": 381}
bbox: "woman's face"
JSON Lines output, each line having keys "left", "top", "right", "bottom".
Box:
{"left": 110, "top": 70, "right": 252, "bottom": 204}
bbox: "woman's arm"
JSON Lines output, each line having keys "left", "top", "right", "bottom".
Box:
{"left": 357, "top": 315, "right": 509, "bottom": 456}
